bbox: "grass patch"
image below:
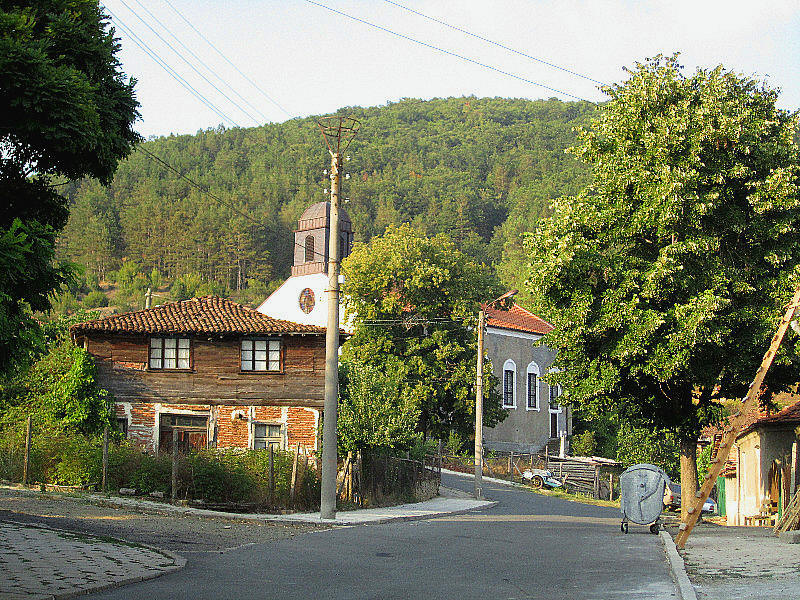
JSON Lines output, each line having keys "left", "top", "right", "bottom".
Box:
{"left": 522, "top": 484, "right": 620, "bottom": 508}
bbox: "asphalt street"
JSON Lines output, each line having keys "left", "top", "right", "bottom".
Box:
{"left": 81, "top": 473, "right": 676, "bottom": 600}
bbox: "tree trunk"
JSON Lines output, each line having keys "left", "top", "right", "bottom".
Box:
{"left": 679, "top": 435, "right": 699, "bottom": 521}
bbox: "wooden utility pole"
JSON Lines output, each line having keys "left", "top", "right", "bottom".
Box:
{"left": 22, "top": 415, "right": 32, "bottom": 486}
{"left": 317, "top": 115, "right": 360, "bottom": 520}
{"left": 474, "top": 308, "right": 485, "bottom": 499}
{"left": 102, "top": 425, "right": 109, "bottom": 492}
{"left": 475, "top": 290, "right": 517, "bottom": 499}
{"left": 675, "top": 286, "right": 800, "bottom": 549}
{"left": 171, "top": 429, "right": 179, "bottom": 503}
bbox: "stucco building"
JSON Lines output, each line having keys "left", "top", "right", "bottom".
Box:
{"left": 482, "top": 303, "right": 570, "bottom": 455}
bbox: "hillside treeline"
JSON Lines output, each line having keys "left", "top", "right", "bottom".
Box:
{"left": 58, "top": 96, "right": 594, "bottom": 306}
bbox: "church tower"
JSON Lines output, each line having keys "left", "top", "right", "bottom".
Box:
{"left": 257, "top": 201, "right": 353, "bottom": 328}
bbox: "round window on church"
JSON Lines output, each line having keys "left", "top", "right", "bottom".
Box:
{"left": 299, "top": 288, "right": 315, "bottom": 314}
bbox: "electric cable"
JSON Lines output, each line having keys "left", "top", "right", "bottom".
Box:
{"left": 128, "top": 0, "right": 272, "bottom": 124}
{"left": 384, "top": 0, "right": 605, "bottom": 86}
{"left": 160, "top": 0, "right": 293, "bottom": 118}
{"left": 306, "top": 0, "right": 597, "bottom": 104}
{"left": 104, "top": 6, "right": 240, "bottom": 127}
{"left": 119, "top": 0, "right": 259, "bottom": 126}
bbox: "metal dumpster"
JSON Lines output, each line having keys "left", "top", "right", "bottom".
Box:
{"left": 619, "top": 463, "right": 670, "bottom": 534}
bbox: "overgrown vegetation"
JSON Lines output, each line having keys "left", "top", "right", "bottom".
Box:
{"left": 55, "top": 97, "right": 593, "bottom": 311}
{"left": 0, "top": 430, "right": 319, "bottom": 509}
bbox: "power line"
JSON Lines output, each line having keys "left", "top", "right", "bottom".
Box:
{"left": 384, "top": 0, "right": 605, "bottom": 86}
{"left": 104, "top": 6, "right": 239, "bottom": 127}
{"left": 160, "top": 0, "right": 293, "bottom": 118}
{"left": 306, "top": 0, "right": 597, "bottom": 104}
{"left": 127, "top": 0, "right": 272, "bottom": 124}
{"left": 118, "top": 0, "right": 256, "bottom": 126}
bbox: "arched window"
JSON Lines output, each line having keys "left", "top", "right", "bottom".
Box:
{"left": 304, "top": 235, "right": 315, "bottom": 263}
{"left": 526, "top": 362, "right": 540, "bottom": 410}
{"left": 502, "top": 359, "right": 516, "bottom": 408}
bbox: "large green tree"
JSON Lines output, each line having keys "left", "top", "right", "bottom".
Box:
{"left": 342, "top": 224, "right": 507, "bottom": 440}
{"left": 0, "top": 0, "right": 140, "bottom": 370}
{"left": 527, "top": 55, "right": 800, "bottom": 514}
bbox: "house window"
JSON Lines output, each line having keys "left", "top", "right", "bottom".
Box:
{"left": 116, "top": 417, "right": 128, "bottom": 438}
{"left": 304, "top": 235, "right": 315, "bottom": 262}
{"left": 551, "top": 412, "right": 559, "bottom": 439}
{"left": 526, "top": 362, "right": 540, "bottom": 410}
{"left": 149, "top": 337, "right": 190, "bottom": 370}
{"left": 241, "top": 338, "right": 281, "bottom": 371}
{"left": 253, "top": 423, "right": 283, "bottom": 450}
{"left": 502, "top": 360, "right": 516, "bottom": 408}
{"left": 549, "top": 383, "right": 561, "bottom": 409}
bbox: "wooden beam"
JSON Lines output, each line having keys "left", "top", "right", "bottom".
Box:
{"left": 675, "top": 285, "right": 800, "bottom": 549}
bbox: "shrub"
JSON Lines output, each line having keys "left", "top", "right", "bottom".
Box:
{"left": 82, "top": 290, "right": 108, "bottom": 308}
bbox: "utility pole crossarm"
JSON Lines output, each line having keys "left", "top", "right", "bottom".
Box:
{"left": 675, "top": 285, "right": 800, "bottom": 549}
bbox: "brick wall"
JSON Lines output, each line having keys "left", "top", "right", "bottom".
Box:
{"left": 118, "top": 401, "right": 320, "bottom": 453}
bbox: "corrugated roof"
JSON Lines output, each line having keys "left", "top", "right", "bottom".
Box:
{"left": 70, "top": 296, "right": 327, "bottom": 336}
{"left": 484, "top": 302, "right": 553, "bottom": 335}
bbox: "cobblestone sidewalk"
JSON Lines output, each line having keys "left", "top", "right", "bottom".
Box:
{"left": 0, "top": 519, "right": 185, "bottom": 600}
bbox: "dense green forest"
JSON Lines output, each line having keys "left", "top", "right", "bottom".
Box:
{"left": 57, "top": 96, "right": 595, "bottom": 309}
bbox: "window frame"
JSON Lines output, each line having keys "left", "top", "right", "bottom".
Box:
{"left": 304, "top": 234, "right": 315, "bottom": 263}
{"left": 240, "top": 337, "right": 282, "bottom": 373}
{"left": 526, "top": 362, "right": 540, "bottom": 411}
{"left": 148, "top": 336, "right": 192, "bottom": 371}
{"left": 252, "top": 422, "right": 284, "bottom": 450}
{"left": 502, "top": 359, "right": 516, "bottom": 409}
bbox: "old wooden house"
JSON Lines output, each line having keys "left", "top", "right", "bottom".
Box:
{"left": 70, "top": 296, "right": 329, "bottom": 453}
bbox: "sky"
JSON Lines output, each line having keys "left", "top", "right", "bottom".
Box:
{"left": 101, "top": 0, "right": 800, "bottom": 139}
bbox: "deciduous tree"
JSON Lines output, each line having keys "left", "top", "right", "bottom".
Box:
{"left": 527, "top": 55, "right": 800, "bottom": 516}
{"left": 342, "top": 224, "right": 507, "bottom": 441}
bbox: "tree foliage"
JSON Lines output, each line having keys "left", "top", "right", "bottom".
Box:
{"left": 0, "top": 0, "right": 140, "bottom": 370}
{"left": 527, "top": 55, "right": 800, "bottom": 502}
{"left": 342, "top": 224, "right": 507, "bottom": 440}
{"left": 57, "top": 97, "right": 592, "bottom": 304}
{"left": 0, "top": 313, "right": 113, "bottom": 436}
{"left": 337, "top": 360, "right": 420, "bottom": 454}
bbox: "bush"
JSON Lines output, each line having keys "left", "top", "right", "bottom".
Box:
{"left": 570, "top": 431, "right": 596, "bottom": 456}
{"left": 82, "top": 290, "right": 108, "bottom": 308}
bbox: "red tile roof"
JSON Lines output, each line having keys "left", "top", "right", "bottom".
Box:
{"left": 70, "top": 296, "right": 327, "bottom": 336}
{"left": 484, "top": 302, "right": 553, "bottom": 335}
{"left": 746, "top": 398, "right": 800, "bottom": 431}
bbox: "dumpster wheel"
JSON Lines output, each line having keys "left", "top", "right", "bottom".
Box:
{"left": 649, "top": 523, "right": 660, "bottom": 534}
{"left": 620, "top": 521, "right": 628, "bottom": 534}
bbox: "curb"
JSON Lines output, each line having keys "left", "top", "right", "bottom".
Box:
{"left": 0, "top": 483, "right": 494, "bottom": 527}
{"left": 0, "top": 518, "right": 186, "bottom": 600}
{"left": 659, "top": 530, "right": 698, "bottom": 600}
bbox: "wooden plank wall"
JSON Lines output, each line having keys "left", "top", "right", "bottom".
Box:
{"left": 86, "top": 333, "right": 326, "bottom": 406}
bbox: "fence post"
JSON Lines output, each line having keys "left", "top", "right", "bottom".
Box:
{"left": 290, "top": 443, "right": 300, "bottom": 506}
{"left": 508, "top": 452, "right": 514, "bottom": 479}
{"left": 268, "top": 445, "right": 275, "bottom": 507}
{"left": 609, "top": 472, "right": 614, "bottom": 501}
{"left": 22, "top": 415, "right": 32, "bottom": 486}
{"left": 356, "top": 450, "right": 362, "bottom": 506}
{"left": 171, "top": 429, "right": 178, "bottom": 503}
{"left": 102, "top": 425, "right": 109, "bottom": 492}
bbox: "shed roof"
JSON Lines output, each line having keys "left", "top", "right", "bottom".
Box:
{"left": 70, "top": 296, "right": 327, "bottom": 336}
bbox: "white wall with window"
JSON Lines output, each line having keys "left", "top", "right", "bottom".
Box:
{"left": 526, "top": 362, "right": 540, "bottom": 411}
{"left": 502, "top": 359, "right": 516, "bottom": 408}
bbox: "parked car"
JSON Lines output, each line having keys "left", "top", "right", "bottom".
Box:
{"left": 663, "top": 483, "right": 717, "bottom": 514}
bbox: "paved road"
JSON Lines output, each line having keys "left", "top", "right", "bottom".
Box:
{"left": 80, "top": 473, "right": 676, "bottom": 600}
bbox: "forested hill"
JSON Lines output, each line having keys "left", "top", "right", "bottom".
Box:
{"left": 58, "top": 96, "right": 595, "bottom": 307}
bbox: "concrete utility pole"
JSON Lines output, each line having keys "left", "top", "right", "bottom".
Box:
{"left": 317, "top": 115, "right": 360, "bottom": 520}
{"left": 475, "top": 289, "right": 517, "bottom": 499}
